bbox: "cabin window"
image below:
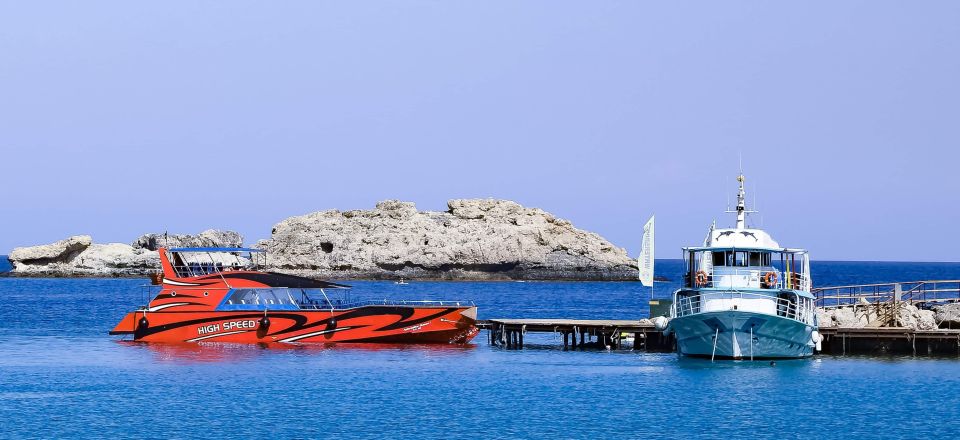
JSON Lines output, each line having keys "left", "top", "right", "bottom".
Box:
{"left": 712, "top": 252, "right": 725, "bottom": 267}
{"left": 749, "top": 252, "right": 762, "bottom": 266}
{"left": 218, "top": 289, "right": 300, "bottom": 311}
{"left": 735, "top": 252, "right": 748, "bottom": 267}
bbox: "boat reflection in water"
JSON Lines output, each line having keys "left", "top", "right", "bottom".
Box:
{"left": 120, "top": 340, "right": 478, "bottom": 363}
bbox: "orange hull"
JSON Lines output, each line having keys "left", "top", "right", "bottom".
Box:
{"left": 112, "top": 247, "right": 479, "bottom": 345}
{"left": 112, "top": 305, "right": 479, "bottom": 344}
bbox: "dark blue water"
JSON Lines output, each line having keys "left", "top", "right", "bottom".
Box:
{"left": 2, "top": 261, "right": 959, "bottom": 438}
{"left": 0, "top": 256, "right": 10, "bottom": 273}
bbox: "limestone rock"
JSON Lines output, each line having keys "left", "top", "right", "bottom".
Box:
{"left": 817, "top": 306, "right": 867, "bottom": 328}
{"left": 817, "top": 302, "right": 938, "bottom": 330}
{"left": 893, "top": 303, "right": 938, "bottom": 330}
{"left": 9, "top": 235, "right": 92, "bottom": 264}
{"left": 259, "top": 199, "right": 637, "bottom": 280}
{"left": 133, "top": 230, "right": 243, "bottom": 251}
{"left": 933, "top": 303, "right": 960, "bottom": 329}
{"left": 8, "top": 230, "right": 239, "bottom": 277}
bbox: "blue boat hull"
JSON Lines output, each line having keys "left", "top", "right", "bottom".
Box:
{"left": 671, "top": 310, "right": 815, "bottom": 359}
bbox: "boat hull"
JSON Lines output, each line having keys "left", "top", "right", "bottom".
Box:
{"left": 670, "top": 310, "right": 815, "bottom": 359}
{"left": 111, "top": 305, "right": 479, "bottom": 345}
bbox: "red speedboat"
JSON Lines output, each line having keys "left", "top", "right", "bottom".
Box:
{"left": 111, "top": 247, "right": 479, "bottom": 344}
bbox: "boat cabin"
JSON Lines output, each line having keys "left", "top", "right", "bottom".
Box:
{"left": 682, "top": 247, "right": 811, "bottom": 292}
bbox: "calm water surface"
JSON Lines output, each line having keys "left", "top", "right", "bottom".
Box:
{"left": 1, "top": 260, "right": 959, "bottom": 438}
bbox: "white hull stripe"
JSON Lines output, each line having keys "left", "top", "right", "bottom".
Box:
{"left": 278, "top": 327, "right": 352, "bottom": 343}
{"left": 186, "top": 331, "right": 248, "bottom": 342}
{"left": 147, "top": 302, "right": 190, "bottom": 312}
{"left": 162, "top": 279, "right": 201, "bottom": 286}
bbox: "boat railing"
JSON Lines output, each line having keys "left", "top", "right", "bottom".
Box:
{"left": 170, "top": 264, "right": 254, "bottom": 278}
{"left": 813, "top": 280, "right": 960, "bottom": 308}
{"left": 298, "top": 299, "right": 475, "bottom": 310}
{"left": 674, "top": 290, "right": 813, "bottom": 323}
{"left": 687, "top": 268, "right": 811, "bottom": 291}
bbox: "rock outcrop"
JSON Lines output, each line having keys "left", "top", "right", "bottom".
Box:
{"left": 7, "top": 230, "right": 242, "bottom": 277}
{"left": 258, "top": 199, "right": 638, "bottom": 280}
{"left": 8, "top": 235, "right": 93, "bottom": 265}
{"left": 133, "top": 230, "right": 243, "bottom": 251}
{"left": 933, "top": 303, "right": 960, "bottom": 329}
{"left": 817, "top": 301, "right": 938, "bottom": 330}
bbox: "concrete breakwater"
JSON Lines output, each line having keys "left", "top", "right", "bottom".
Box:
{"left": 5, "top": 199, "right": 638, "bottom": 280}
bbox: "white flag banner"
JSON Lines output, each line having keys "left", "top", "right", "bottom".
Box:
{"left": 638, "top": 215, "right": 655, "bottom": 287}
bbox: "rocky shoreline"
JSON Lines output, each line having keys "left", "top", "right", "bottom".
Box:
{"left": 5, "top": 199, "right": 638, "bottom": 281}
{"left": 817, "top": 301, "right": 960, "bottom": 331}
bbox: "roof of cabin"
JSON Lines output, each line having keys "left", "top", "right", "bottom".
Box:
{"left": 168, "top": 247, "right": 264, "bottom": 253}
{"left": 706, "top": 228, "right": 780, "bottom": 250}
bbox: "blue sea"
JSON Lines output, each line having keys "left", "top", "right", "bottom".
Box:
{"left": 2, "top": 260, "right": 960, "bottom": 438}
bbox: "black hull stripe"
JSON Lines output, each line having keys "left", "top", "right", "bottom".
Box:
{"left": 130, "top": 307, "right": 463, "bottom": 340}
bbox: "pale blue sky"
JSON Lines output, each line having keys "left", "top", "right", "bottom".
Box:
{"left": 1, "top": 1, "right": 958, "bottom": 261}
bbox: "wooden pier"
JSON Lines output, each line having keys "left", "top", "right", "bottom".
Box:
{"left": 477, "top": 319, "right": 674, "bottom": 351}
{"left": 478, "top": 319, "right": 960, "bottom": 356}
{"left": 819, "top": 327, "right": 960, "bottom": 356}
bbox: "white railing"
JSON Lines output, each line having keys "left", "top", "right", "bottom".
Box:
{"left": 688, "top": 268, "right": 811, "bottom": 292}
{"left": 674, "top": 291, "right": 815, "bottom": 324}
{"left": 299, "top": 299, "right": 475, "bottom": 310}
{"left": 171, "top": 264, "right": 255, "bottom": 278}
{"left": 814, "top": 280, "right": 960, "bottom": 308}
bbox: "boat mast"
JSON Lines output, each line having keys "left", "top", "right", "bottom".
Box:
{"left": 735, "top": 174, "right": 746, "bottom": 230}
{"left": 726, "top": 168, "right": 756, "bottom": 230}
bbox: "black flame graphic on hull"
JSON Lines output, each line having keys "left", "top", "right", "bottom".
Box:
{"left": 130, "top": 307, "right": 461, "bottom": 341}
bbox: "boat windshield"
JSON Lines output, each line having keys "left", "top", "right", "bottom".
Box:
{"left": 166, "top": 248, "right": 266, "bottom": 278}
{"left": 217, "top": 288, "right": 351, "bottom": 311}
{"left": 683, "top": 248, "right": 811, "bottom": 292}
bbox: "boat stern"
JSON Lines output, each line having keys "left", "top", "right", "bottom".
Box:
{"left": 110, "top": 311, "right": 139, "bottom": 335}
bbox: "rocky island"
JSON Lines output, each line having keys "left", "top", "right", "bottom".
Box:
{"left": 5, "top": 230, "right": 243, "bottom": 277}
{"left": 5, "top": 199, "right": 639, "bottom": 280}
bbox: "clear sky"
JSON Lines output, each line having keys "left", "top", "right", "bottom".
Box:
{"left": 1, "top": 1, "right": 958, "bottom": 261}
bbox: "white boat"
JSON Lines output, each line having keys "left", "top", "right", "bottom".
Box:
{"left": 667, "top": 174, "right": 819, "bottom": 360}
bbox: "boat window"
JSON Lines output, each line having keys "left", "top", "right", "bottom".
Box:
{"left": 749, "top": 252, "right": 761, "bottom": 267}
{"left": 712, "top": 252, "right": 726, "bottom": 267}
{"left": 218, "top": 288, "right": 300, "bottom": 311}
{"left": 225, "top": 289, "right": 260, "bottom": 306}
{"left": 734, "top": 251, "right": 748, "bottom": 267}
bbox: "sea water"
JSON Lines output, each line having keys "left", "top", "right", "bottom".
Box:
{"left": 1, "top": 260, "right": 959, "bottom": 438}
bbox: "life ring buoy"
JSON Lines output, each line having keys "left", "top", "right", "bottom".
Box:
{"left": 763, "top": 271, "right": 778, "bottom": 288}
{"left": 695, "top": 270, "right": 709, "bottom": 286}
